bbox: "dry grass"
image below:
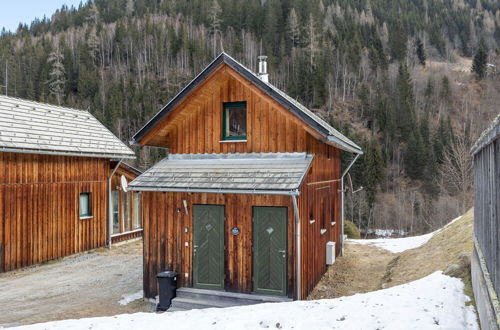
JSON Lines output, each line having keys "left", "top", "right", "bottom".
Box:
{"left": 309, "top": 209, "right": 474, "bottom": 302}
{"left": 308, "top": 244, "right": 394, "bottom": 300}
{"left": 385, "top": 208, "right": 474, "bottom": 288}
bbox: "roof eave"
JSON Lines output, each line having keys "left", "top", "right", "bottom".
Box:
{"left": 0, "top": 147, "right": 136, "bottom": 159}
{"left": 128, "top": 186, "right": 300, "bottom": 196}
{"left": 326, "top": 136, "right": 363, "bottom": 155}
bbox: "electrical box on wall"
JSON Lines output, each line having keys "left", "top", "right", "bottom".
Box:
{"left": 326, "top": 241, "right": 336, "bottom": 265}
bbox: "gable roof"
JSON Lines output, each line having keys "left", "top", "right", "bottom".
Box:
{"left": 128, "top": 152, "right": 313, "bottom": 195}
{"left": 131, "top": 52, "right": 362, "bottom": 154}
{"left": 0, "top": 95, "right": 135, "bottom": 159}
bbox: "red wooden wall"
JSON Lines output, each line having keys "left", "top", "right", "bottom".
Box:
{"left": 0, "top": 152, "right": 109, "bottom": 271}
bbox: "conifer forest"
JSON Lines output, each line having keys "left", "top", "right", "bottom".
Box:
{"left": 1, "top": 0, "right": 499, "bottom": 235}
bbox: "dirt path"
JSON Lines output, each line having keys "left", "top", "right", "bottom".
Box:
{"left": 308, "top": 243, "right": 394, "bottom": 300}
{"left": 0, "top": 240, "right": 154, "bottom": 327}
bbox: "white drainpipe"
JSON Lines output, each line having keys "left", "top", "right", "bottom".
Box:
{"left": 108, "top": 159, "right": 123, "bottom": 248}
{"left": 340, "top": 154, "right": 360, "bottom": 255}
{"left": 291, "top": 194, "right": 301, "bottom": 300}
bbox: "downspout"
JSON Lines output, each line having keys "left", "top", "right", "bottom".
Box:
{"left": 291, "top": 194, "right": 301, "bottom": 300}
{"left": 340, "top": 153, "right": 360, "bottom": 255}
{"left": 108, "top": 159, "right": 123, "bottom": 248}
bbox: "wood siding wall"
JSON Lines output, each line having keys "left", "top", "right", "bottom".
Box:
{"left": 0, "top": 152, "right": 109, "bottom": 271}
{"left": 473, "top": 135, "right": 500, "bottom": 299}
{"left": 142, "top": 192, "right": 295, "bottom": 298}
{"left": 140, "top": 63, "right": 342, "bottom": 299}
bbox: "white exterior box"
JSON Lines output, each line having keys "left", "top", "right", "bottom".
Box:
{"left": 326, "top": 241, "right": 336, "bottom": 265}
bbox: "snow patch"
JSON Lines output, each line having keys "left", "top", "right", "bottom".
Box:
{"left": 14, "top": 272, "right": 477, "bottom": 330}
{"left": 118, "top": 290, "right": 143, "bottom": 306}
{"left": 349, "top": 216, "right": 462, "bottom": 253}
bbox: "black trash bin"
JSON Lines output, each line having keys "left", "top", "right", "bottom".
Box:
{"left": 156, "top": 271, "right": 178, "bottom": 311}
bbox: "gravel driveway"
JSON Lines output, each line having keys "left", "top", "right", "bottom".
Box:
{"left": 0, "top": 240, "right": 154, "bottom": 327}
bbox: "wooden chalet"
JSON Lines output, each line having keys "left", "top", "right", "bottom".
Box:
{"left": 0, "top": 95, "right": 136, "bottom": 272}
{"left": 129, "top": 53, "right": 362, "bottom": 302}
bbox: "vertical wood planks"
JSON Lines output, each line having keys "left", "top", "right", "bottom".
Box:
{"left": 0, "top": 152, "right": 109, "bottom": 272}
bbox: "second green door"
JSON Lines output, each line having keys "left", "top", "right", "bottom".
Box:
{"left": 193, "top": 205, "right": 225, "bottom": 290}
{"left": 253, "top": 206, "right": 287, "bottom": 296}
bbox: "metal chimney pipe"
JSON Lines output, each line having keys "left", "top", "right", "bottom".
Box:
{"left": 258, "top": 55, "right": 269, "bottom": 83}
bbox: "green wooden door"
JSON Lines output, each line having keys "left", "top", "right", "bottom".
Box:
{"left": 253, "top": 206, "right": 287, "bottom": 296}
{"left": 193, "top": 205, "right": 225, "bottom": 290}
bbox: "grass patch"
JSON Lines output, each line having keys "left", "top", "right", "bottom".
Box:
{"left": 383, "top": 209, "right": 474, "bottom": 288}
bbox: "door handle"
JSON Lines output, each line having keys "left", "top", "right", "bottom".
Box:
{"left": 278, "top": 250, "right": 286, "bottom": 258}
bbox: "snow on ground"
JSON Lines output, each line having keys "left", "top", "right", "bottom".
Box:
{"left": 118, "top": 291, "right": 143, "bottom": 306}
{"left": 14, "top": 271, "right": 477, "bottom": 330}
{"left": 349, "top": 216, "right": 462, "bottom": 253}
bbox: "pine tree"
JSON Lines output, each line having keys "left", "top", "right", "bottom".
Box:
{"left": 416, "top": 37, "right": 426, "bottom": 66}
{"left": 472, "top": 39, "right": 488, "bottom": 79}
{"left": 396, "top": 63, "right": 416, "bottom": 142}
{"left": 389, "top": 20, "right": 407, "bottom": 61}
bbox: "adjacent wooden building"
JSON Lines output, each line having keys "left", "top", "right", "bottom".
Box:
{"left": 471, "top": 114, "right": 500, "bottom": 330}
{"left": 129, "top": 53, "right": 362, "bottom": 301}
{"left": 0, "top": 95, "right": 136, "bottom": 272}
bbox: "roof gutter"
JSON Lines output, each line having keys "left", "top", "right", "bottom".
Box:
{"left": 128, "top": 186, "right": 300, "bottom": 196}
{"left": 327, "top": 136, "right": 363, "bottom": 155}
{"left": 340, "top": 153, "right": 361, "bottom": 255}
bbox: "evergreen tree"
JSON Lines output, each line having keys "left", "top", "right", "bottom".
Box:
{"left": 396, "top": 63, "right": 415, "bottom": 142}
{"left": 389, "top": 20, "right": 407, "bottom": 61}
{"left": 416, "top": 37, "right": 426, "bottom": 66}
{"left": 472, "top": 39, "right": 488, "bottom": 79}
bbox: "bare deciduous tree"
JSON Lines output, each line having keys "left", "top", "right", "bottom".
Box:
{"left": 439, "top": 134, "right": 473, "bottom": 213}
{"left": 47, "top": 48, "right": 66, "bottom": 105}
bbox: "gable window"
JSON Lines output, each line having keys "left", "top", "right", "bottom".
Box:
{"left": 222, "top": 102, "right": 247, "bottom": 140}
{"left": 79, "top": 193, "right": 92, "bottom": 218}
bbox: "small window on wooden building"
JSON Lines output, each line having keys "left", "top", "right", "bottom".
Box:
{"left": 222, "top": 102, "right": 247, "bottom": 140}
{"left": 79, "top": 193, "right": 92, "bottom": 218}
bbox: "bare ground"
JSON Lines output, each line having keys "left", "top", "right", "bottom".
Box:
{"left": 0, "top": 239, "right": 155, "bottom": 327}
{"left": 308, "top": 244, "right": 394, "bottom": 300}
{"left": 308, "top": 209, "right": 474, "bottom": 300}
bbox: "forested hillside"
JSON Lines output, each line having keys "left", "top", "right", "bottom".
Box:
{"left": 1, "top": 0, "right": 499, "bottom": 234}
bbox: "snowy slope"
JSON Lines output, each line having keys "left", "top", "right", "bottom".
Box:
{"left": 14, "top": 272, "right": 477, "bottom": 330}
{"left": 349, "top": 216, "right": 462, "bottom": 253}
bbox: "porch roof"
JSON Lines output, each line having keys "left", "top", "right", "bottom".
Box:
{"left": 128, "top": 152, "right": 313, "bottom": 195}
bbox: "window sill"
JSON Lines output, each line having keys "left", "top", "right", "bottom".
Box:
{"left": 320, "top": 229, "right": 327, "bottom": 235}
{"left": 79, "top": 216, "right": 93, "bottom": 220}
{"left": 219, "top": 139, "right": 247, "bottom": 143}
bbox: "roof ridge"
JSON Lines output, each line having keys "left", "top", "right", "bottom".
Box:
{"left": 0, "top": 94, "right": 89, "bottom": 114}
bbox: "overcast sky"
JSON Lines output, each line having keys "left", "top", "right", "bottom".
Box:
{"left": 1, "top": 0, "right": 84, "bottom": 32}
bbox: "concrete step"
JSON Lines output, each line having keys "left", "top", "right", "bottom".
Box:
{"left": 171, "top": 297, "right": 235, "bottom": 310}
{"left": 170, "top": 287, "right": 292, "bottom": 311}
